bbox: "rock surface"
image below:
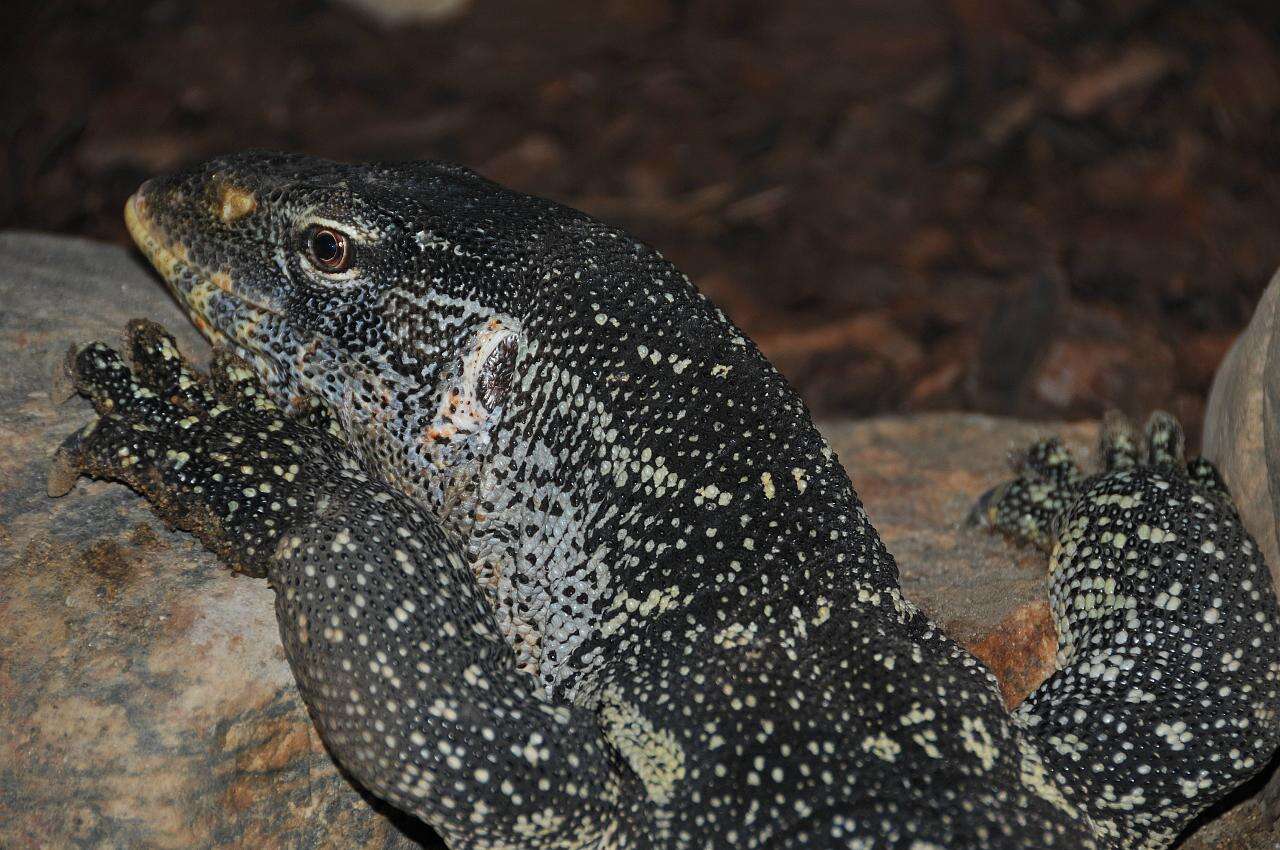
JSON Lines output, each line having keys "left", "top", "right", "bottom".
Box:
{"left": 1204, "top": 268, "right": 1280, "bottom": 592}
{"left": 1200, "top": 267, "right": 1280, "bottom": 847}
{"left": 0, "top": 232, "right": 1273, "bottom": 848}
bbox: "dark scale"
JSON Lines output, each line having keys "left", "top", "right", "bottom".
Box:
{"left": 49, "top": 152, "right": 1280, "bottom": 850}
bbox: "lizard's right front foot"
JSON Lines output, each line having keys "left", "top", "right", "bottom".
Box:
{"left": 49, "top": 319, "right": 341, "bottom": 577}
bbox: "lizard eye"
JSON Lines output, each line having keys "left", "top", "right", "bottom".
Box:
{"left": 306, "top": 226, "right": 352, "bottom": 272}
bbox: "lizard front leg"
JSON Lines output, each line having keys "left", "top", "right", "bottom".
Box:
{"left": 53, "top": 320, "right": 650, "bottom": 849}
{"left": 977, "top": 412, "right": 1280, "bottom": 849}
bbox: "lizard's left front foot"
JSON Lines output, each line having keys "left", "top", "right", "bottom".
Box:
{"left": 972, "top": 410, "right": 1231, "bottom": 551}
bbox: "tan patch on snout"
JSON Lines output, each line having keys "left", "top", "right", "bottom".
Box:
{"left": 217, "top": 184, "right": 257, "bottom": 224}
{"left": 210, "top": 271, "right": 236, "bottom": 294}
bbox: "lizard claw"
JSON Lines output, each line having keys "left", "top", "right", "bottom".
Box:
{"left": 50, "top": 345, "right": 79, "bottom": 405}
{"left": 1143, "top": 410, "right": 1186, "bottom": 470}
{"left": 47, "top": 420, "right": 94, "bottom": 497}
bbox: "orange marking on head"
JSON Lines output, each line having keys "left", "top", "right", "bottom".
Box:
{"left": 211, "top": 271, "right": 235, "bottom": 294}
{"left": 217, "top": 184, "right": 257, "bottom": 224}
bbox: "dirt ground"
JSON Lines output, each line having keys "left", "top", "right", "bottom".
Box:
{"left": 5, "top": 0, "right": 1279, "bottom": 442}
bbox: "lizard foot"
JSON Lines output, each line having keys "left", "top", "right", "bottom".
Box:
{"left": 51, "top": 321, "right": 638, "bottom": 848}
{"left": 1000, "top": 410, "right": 1279, "bottom": 846}
{"left": 49, "top": 319, "right": 341, "bottom": 577}
{"left": 972, "top": 410, "right": 1231, "bottom": 551}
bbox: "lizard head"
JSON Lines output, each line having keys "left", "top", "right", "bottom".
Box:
{"left": 125, "top": 151, "right": 560, "bottom": 495}
{"left": 127, "top": 150, "right": 532, "bottom": 402}
{"left": 126, "top": 151, "right": 862, "bottom": 692}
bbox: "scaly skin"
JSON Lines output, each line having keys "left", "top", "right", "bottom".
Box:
{"left": 52, "top": 152, "right": 1280, "bottom": 849}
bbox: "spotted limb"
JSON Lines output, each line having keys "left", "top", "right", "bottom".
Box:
{"left": 979, "top": 411, "right": 1280, "bottom": 848}
{"left": 55, "top": 322, "right": 644, "bottom": 848}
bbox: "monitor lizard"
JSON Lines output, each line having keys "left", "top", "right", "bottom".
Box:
{"left": 50, "top": 151, "right": 1280, "bottom": 849}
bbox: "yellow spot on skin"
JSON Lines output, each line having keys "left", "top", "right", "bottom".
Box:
{"left": 861, "top": 731, "right": 901, "bottom": 762}
{"left": 599, "top": 689, "right": 686, "bottom": 805}
{"left": 761, "top": 471, "right": 776, "bottom": 499}
{"left": 210, "top": 271, "right": 238, "bottom": 296}
{"left": 714, "top": 621, "right": 757, "bottom": 648}
{"left": 218, "top": 184, "right": 257, "bottom": 223}
{"left": 960, "top": 716, "right": 999, "bottom": 771}
{"left": 512, "top": 808, "right": 567, "bottom": 840}
{"left": 1016, "top": 739, "right": 1078, "bottom": 818}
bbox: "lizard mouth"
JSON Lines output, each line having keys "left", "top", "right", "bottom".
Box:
{"left": 125, "top": 189, "right": 280, "bottom": 346}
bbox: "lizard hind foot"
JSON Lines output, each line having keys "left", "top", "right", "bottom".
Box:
{"left": 1011, "top": 410, "right": 1280, "bottom": 846}
{"left": 976, "top": 410, "right": 1230, "bottom": 551}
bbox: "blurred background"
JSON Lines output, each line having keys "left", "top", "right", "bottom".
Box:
{"left": 4, "top": 0, "right": 1278, "bottom": 442}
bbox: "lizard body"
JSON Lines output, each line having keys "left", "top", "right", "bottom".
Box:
{"left": 54, "top": 152, "right": 1280, "bottom": 849}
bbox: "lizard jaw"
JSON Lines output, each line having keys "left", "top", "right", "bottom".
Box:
{"left": 125, "top": 188, "right": 279, "bottom": 348}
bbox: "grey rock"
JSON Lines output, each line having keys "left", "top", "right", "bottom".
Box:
{"left": 1204, "top": 268, "right": 1280, "bottom": 593}
{"left": 0, "top": 232, "right": 431, "bottom": 849}
{"left": 1201, "top": 267, "right": 1280, "bottom": 849}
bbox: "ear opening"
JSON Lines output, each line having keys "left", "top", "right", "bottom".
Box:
{"left": 465, "top": 318, "right": 520, "bottom": 417}
{"left": 473, "top": 322, "right": 519, "bottom": 414}
{"left": 424, "top": 316, "right": 522, "bottom": 444}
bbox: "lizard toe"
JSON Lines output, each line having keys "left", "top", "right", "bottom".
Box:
{"left": 47, "top": 419, "right": 97, "bottom": 497}
{"left": 125, "top": 319, "right": 218, "bottom": 412}
{"left": 49, "top": 412, "right": 168, "bottom": 498}
{"left": 977, "top": 437, "right": 1082, "bottom": 550}
{"left": 1017, "top": 436, "right": 1081, "bottom": 488}
{"left": 1100, "top": 410, "right": 1140, "bottom": 472}
{"left": 209, "top": 349, "right": 281, "bottom": 415}
{"left": 1187, "top": 456, "right": 1230, "bottom": 498}
{"left": 67, "top": 341, "right": 138, "bottom": 416}
{"left": 1144, "top": 410, "right": 1187, "bottom": 471}
{"left": 67, "top": 339, "right": 193, "bottom": 431}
